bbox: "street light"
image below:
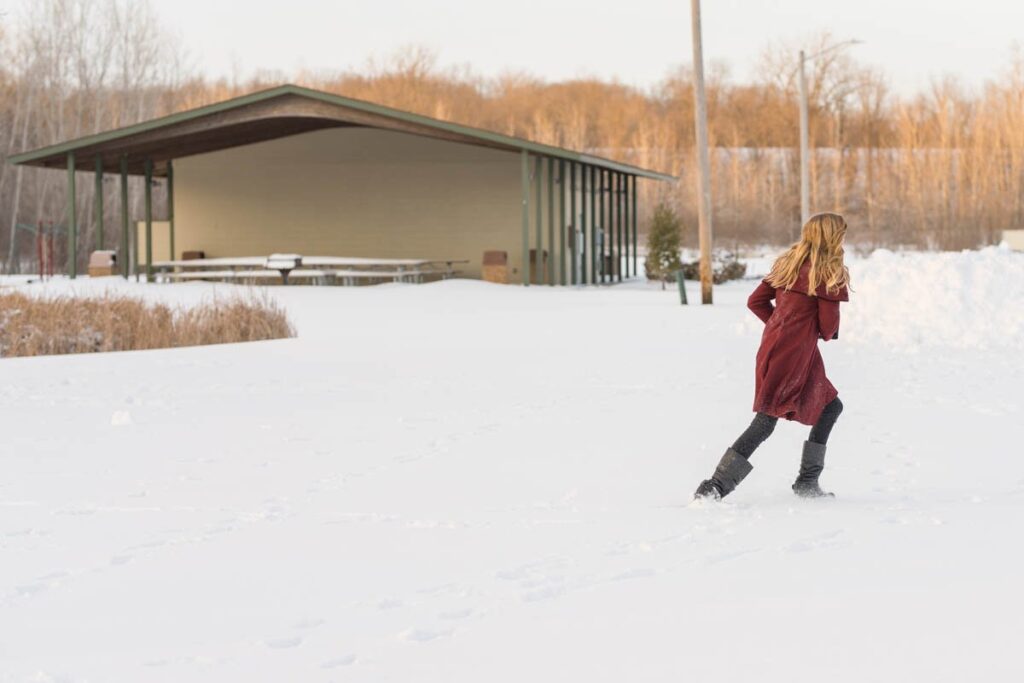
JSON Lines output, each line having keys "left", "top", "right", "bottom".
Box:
{"left": 798, "top": 39, "right": 862, "bottom": 226}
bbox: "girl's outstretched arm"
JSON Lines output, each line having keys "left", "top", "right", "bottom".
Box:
{"left": 747, "top": 280, "right": 776, "bottom": 323}
{"left": 817, "top": 298, "right": 841, "bottom": 341}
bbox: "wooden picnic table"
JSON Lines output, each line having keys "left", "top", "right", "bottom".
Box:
{"left": 153, "top": 256, "right": 268, "bottom": 268}
{"left": 151, "top": 254, "right": 469, "bottom": 285}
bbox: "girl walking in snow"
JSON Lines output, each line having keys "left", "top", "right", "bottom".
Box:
{"left": 695, "top": 212, "right": 850, "bottom": 501}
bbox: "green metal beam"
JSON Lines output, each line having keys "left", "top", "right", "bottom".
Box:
{"left": 144, "top": 158, "right": 153, "bottom": 282}
{"left": 94, "top": 156, "right": 104, "bottom": 251}
{"left": 67, "top": 152, "right": 77, "bottom": 278}
{"left": 167, "top": 160, "right": 175, "bottom": 261}
{"left": 534, "top": 155, "right": 542, "bottom": 285}
{"left": 558, "top": 159, "right": 566, "bottom": 286}
{"left": 120, "top": 156, "right": 129, "bottom": 279}
{"left": 521, "top": 151, "right": 529, "bottom": 286}
{"left": 569, "top": 162, "right": 577, "bottom": 286}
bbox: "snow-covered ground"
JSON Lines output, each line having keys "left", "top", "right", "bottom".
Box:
{"left": 2, "top": 249, "right": 1023, "bottom": 682}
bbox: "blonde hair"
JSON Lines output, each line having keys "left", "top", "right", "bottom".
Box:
{"left": 766, "top": 212, "right": 850, "bottom": 296}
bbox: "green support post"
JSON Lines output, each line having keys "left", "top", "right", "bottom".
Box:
{"left": 623, "top": 173, "right": 631, "bottom": 278}
{"left": 569, "top": 162, "right": 577, "bottom": 285}
{"left": 534, "top": 156, "right": 542, "bottom": 285}
{"left": 606, "top": 171, "right": 612, "bottom": 282}
{"left": 120, "top": 156, "right": 129, "bottom": 279}
{"left": 598, "top": 169, "right": 605, "bottom": 284}
{"left": 676, "top": 269, "right": 689, "bottom": 304}
{"left": 598, "top": 169, "right": 606, "bottom": 284}
{"left": 94, "top": 156, "right": 104, "bottom": 251}
{"left": 607, "top": 170, "right": 612, "bottom": 283}
{"left": 606, "top": 170, "right": 612, "bottom": 283}
{"left": 167, "top": 160, "right": 175, "bottom": 261}
{"left": 589, "top": 166, "right": 597, "bottom": 285}
{"left": 144, "top": 158, "right": 153, "bottom": 282}
{"left": 558, "top": 159, "right": 566, "bottom": 286}
{"left": 614, "top": 174, "right": 622, "bottom": 280}
{"left": 547, "top": 157, "right": 555, "bottom": 286}
{"left": 67, "top": 152, "right": 77, "bottom": 278}
{"left": 616, "top": 172, "right": 623, "bottom": 282}
{"left": 626, "top": 176, "right": 634, "bottom": 278}
{"left": 580, "top": 164, "right": 587, "bottom": 284}
{"left": 521, "top": 151, "right": 529, "bottom": 286}
{"left": 609, "top": 171, "right": 614, "bottom": 282}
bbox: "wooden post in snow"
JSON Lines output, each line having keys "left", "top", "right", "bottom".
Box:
{"left": 690, "top": 0, "right": 714, "bottom": 304}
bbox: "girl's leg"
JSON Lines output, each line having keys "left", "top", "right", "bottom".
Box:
{"left": 794, "top": 397, "right": 844, "bottom": 498}
{"left": 808, "top": 397, "right": 844, "bottom": 445}
{"left": 694, "top": 412, "right": 778, "bottom": 500}
{"left": 731, "top": 412, "right": 779, "bottom": 459}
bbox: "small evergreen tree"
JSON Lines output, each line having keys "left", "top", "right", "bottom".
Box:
{"left": 644, "top": 202, "right": 683, "bottom": 288}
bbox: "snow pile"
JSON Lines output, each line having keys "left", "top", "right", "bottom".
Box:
{"left": 844, "top": 247, "right": 1024, "bottom": 351}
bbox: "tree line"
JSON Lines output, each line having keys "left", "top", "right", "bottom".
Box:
{"left": 2, "top": 1, "right": 1022, "bottom": 272}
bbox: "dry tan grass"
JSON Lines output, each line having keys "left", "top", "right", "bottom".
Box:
{"left": 0, "top": 291, "right": 295, "bottom": 358}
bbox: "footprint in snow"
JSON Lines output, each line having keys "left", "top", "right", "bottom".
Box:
{"left": 438, "top": 608, "right": 475, "bottom": 620}
{"left": 294, "top": 617, "right": 326, "bottom": 629}
{"left": 265, "top": 636, "right": 303, "bottom": 649}
{"left": 16, "top": 570, "right": 71, "bottom": 596}
{"left": 609, "top": 567, "right": 658, "bottom": 582}
{"left": 783, "top": 530, "right": 844, "bottom": 553}
{"left": 705, "top": 548, "right": 761, "bottom": 565}
{"left": 322, "top": 654, "right": 357, "bottom": 668}
{"left": 521, "top": 584, "right": 565, "bottom": 603}
{"left": 399, "top": 627, "right": 453, "bottom": 642}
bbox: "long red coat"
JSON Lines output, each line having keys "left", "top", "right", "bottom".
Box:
{"left": 747, "top": 261, "right": 848, "bottom": 426}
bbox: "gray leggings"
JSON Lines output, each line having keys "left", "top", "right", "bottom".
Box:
{"left": 731, "top": 397, "right": 844, "bottom": 459}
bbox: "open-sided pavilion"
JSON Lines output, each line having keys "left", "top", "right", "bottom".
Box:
{"left": 8, "top": 84, "right": 675, "bottom": 285}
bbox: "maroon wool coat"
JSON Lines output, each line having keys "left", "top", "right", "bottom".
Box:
{"left": 747, "top": 261, "right": 849, "bottom": 426}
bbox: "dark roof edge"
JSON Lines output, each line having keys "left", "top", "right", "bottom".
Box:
{"left": 7, "top": 84, "right": 676, "bottom": 182}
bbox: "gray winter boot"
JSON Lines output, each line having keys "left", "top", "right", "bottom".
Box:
{"left": 792, "top": 441, "right": 835, "bottom": 498}
{"left": 694, "top": 448, "right": 753, "bottom": 500}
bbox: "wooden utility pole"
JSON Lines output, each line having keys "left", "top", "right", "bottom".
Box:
{"left": 690, "top": 0, "right": 713, "bottom": 304}
{"left": 797, "top": 40, "right": 861, "bottom": 229}
{"left": 798, "top": 49, "right": 810, "bottom": 227}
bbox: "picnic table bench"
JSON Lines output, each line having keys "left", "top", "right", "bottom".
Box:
{"left": 151, "top": 254, "right": 468, "bottom": 285}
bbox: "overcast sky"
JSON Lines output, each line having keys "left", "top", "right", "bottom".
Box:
{"left": 156, "top": 0, "right": 1017, "bottom": 94}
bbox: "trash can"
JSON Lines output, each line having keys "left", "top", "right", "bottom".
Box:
{"left": 88, "top": 250, "right": 118, "bottom": 277}
{"left": 482, "top": 250, "right": 508, "bottom": 284}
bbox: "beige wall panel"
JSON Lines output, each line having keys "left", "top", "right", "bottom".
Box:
{"left": 174, "top": 128, "right": 543, "bottom": 280}
{"left": 1003, "top": 229, "right": 1024, "bottom": 251}
{"left": 135, "top": 220, "right": 171, "bottom": 265}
